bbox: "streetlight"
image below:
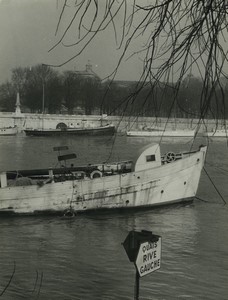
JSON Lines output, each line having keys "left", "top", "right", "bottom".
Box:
{"left": 41, "top": 64, "right": 46, "bottom": 114}
{"left": 42, "top": 79, "right": 45, "bottom": 114}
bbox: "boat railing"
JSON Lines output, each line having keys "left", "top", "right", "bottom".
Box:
{"left": 161, "top": 149, "right": 199, "bottom": 164}
{"left": 1, "top": 160, "right": 133, "bottom": 188}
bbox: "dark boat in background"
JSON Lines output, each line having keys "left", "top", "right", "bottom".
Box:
{"left": 24, "top": 124, "right": 115, "bottom": 136}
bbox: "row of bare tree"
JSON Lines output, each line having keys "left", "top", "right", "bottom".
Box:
{"left": 0, "top": 65, "right": 99, "bottom": 115}
{"left": 0, "top": 65, "right": 227, "bottom": 119}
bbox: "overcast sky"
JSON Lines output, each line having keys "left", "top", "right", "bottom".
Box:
{"left": 0, "top": 0, "right": 145, "bottom": 84}
{"left": 1, "top": 0, "right": 227, "bottom": 86}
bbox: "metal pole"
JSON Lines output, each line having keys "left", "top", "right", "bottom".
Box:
{"left": 41, "top": 81, "right": 45, "bottom": 130}
{"left": 134, "top": 271, "right": 140, "bottom": 300}
{"left": 42, "top": 81, "right": 45, "bottom": 114}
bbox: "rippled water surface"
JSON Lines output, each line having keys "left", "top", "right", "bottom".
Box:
{"left": 0, "top": 134, "right": 228, "bottom": 299}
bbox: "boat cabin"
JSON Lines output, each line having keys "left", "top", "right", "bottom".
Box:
{"left": 131, "top": 143, "right": 161, "bottom": 172}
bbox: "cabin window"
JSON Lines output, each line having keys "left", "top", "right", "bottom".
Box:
{"left": 146, "top": 154, "right": 156, "bottom": 162}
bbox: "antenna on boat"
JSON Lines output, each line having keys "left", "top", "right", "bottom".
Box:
{"left": 53, "top": 146, "right": 69, "bottom": 156}
{"left": 58, "top": 154, "right": 77, "bottom": 168}
{"left": 53, "top": 146, "right": 69, "bottom": 167}
{"left": 53, "top": 146, "right": 77, "bottom": 167}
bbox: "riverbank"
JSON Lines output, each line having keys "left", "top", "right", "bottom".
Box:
{"left": 0, "top": 111, "right": 226, "bottom": 133}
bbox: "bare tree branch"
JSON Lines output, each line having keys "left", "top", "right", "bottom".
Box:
{"left": 0, "top": 261, "right": 16, "bottom": 297}
{"left": 46, "top": 0, "right": 228, "bottom": 121}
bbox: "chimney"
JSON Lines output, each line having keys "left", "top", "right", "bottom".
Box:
{"left": 86, "top": 60, "right": 92, "bottom": 72}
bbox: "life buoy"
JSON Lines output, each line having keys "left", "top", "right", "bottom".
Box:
{"left": 90, "top": 170, "right": 103, "bottom": 179}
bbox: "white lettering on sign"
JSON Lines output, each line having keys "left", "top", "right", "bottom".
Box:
{"left": 135, "top": 237, "right": 161, "bottom": 277}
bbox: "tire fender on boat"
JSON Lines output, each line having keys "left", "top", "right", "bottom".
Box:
{"left": 63, "top": 208, "right": 76, "bottom": 218}
{"left": 90, "top": 170, "right": 103, "bottom": 179}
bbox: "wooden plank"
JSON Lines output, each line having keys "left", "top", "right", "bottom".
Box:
{"left": 58, "top": 153, "right": 77, "bottom": 161}
{"left": 53, "top": 146, "right": 69, "bottom": 151}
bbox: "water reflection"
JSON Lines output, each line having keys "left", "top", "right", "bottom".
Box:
{"left": 0, "top": 135, "right": 228, "bottom": 299}
{"left": 0, "top": 204, "right": 200, "bottom": 300}
{"left": 0, "top": 134, "right": 210, "bottom": 171}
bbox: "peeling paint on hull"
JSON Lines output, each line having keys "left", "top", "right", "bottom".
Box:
{"left": 0, "top": 145, "right": 207, "bottom": 216}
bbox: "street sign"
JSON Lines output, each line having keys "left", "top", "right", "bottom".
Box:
{"left": 123, "top": 230, "right": 160, "bottom": 262}
{"left": 122, "top": 230, "right": 162, "bottom": 299}
{"left": 135, "top": 237, "right": 162, "bottom": 277}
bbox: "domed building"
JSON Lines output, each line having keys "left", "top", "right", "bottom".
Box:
{"left": 74, "top": 61, "right": 100, "bottom": 82}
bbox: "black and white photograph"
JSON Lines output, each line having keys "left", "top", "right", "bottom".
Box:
{"left": 0, "top": 1, "right": 227, "bottom": 299}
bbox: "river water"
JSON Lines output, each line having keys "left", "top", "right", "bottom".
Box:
{"left": 0, "top": 134, "right": 228, "bottom": 299}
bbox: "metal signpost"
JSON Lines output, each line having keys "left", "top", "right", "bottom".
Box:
{"left": 123, "top": 230, "right": 162, "bottom": 300}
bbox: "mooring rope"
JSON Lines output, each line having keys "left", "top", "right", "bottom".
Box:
{"left": 203, "top": 166, "right": 226, "bottom": 205}
{"left": 195, "top": 196, "right": 209, "bottom": 203}
{"left": 205, "top": 161, "right": 228, "bottom": 175}
{"left": 63, "top": 180, "right": 77, "bottom": 218}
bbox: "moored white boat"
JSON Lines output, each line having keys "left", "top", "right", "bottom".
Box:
{"left": 0, "top": 126, "right": 18, "bottom": 136}
{"left": 127, "top": 129, "right": 195, "bottom": 137}
{"left": 204, "top": 129, "right": 228, "bottom": 137}
{"left": 0, "top": 143, "right": 207, "bottom": 215}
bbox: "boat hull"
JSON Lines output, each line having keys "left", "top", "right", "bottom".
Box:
{"left": 204, "top": 130, "right": 228, "bottom": 137}
{"left": 0, "top": 127, "right": 18, "bottom": 136}
{"left": 24, "top": 125, "right": 115, "bottom": 136}
{"left": 127, "top": 130, "right": 195, "bottom": 137}
{"left": 0, "top": 148, "right": 206, "bottom": 215}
